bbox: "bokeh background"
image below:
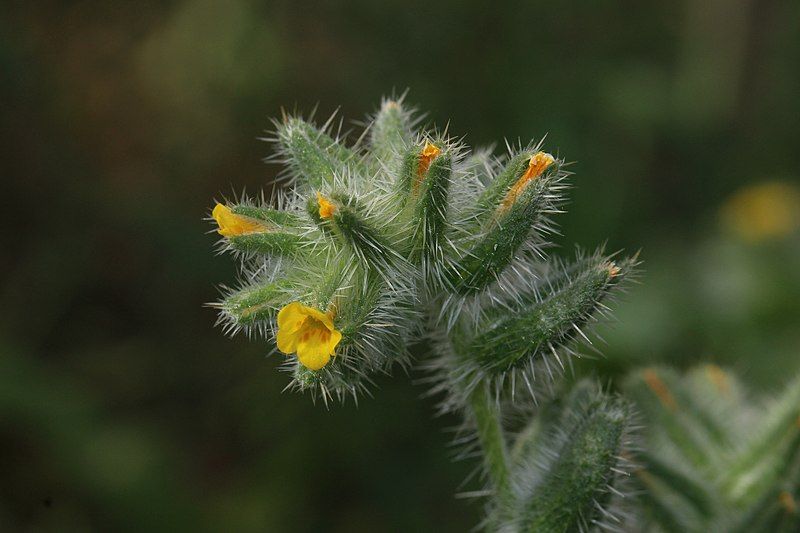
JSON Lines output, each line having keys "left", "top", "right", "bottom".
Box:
{"left": 3, "top": 1, "right": 800, "bottom": 531}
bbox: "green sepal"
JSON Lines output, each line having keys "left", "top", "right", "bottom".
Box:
{"left": 290, "top": 360, "right": 368, "bottom": 404}
{"left": 219, "top": 206, "right": 308, "bottom": 256}
{"left": 465, "top": 260, "right": 624, "bottom": 374}
{"left": 231, "top": 205, "right": 305, "bottom": 227}
{"left": 475, "top": 151, "right": 542, "bottom": 211}
{"left": 227, "top": 232, "right": 307, "bottom": 256}
{"left": 410, "top": 152, "right": 452, "bottom": 264}
{"left": 449, "top": 161, "right": 560, "bottom": 294}
{"left": 370, "top": 99, "right": 413, "bottom": 167}
{"left": 221, "top": 280, "right": 291, "bottom": 326}
{"left": 515, "top": 395, "right": 632, "bottom": 532}
{"left": 277, "top": 117, "right": 360, "bottom": 189}
{"left": 329, "top": 198, "right": 402, "bottom": 275}
{"left": 396, "top": 146, "right": 420, "bottom": 197}
{"left": 395, "top": 142, "right": 450, "bottom": 201}
{"left": 510, "top": 381, "right": 598, "bottom": 469}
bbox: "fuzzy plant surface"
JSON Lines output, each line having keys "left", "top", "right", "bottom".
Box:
{"left": 207, "top": 96, "right": 639, "bottom": 531}
{"left": 626, "top": 365, "right": 800, "bottom": 532}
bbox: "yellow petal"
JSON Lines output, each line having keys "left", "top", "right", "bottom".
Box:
{"left": 326, "top": 329, "right": 343, "bottom": 355}
{"left": 276, "top": 326, "right": 299, "bottom": 354}
{"left": 277, "top": 301, "right": 306, "bottom": 333}
{"left": 303, "top": 305, "right": 335, "bottom": 330}
{"left": 316, "top": 192, "right": 336, "bottom": 219}
{"left": 295, "top": 329, "right": 332, "bottom": 370}
{"left": 212, "top": 203, "right": 267, "bottom": 237}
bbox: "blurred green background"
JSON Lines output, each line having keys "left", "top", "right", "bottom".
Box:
{"left": 2, "top": 1, "right": 800, "bottom": 531}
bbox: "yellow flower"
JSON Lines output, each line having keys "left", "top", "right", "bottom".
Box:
{"left": 212, "top": 204, "right": 267, "bottom": 237}
{"left": 720, "top": 181, "right": 800, "bottom": 242}
{"left": 276, "top": 301, "right": 342, "bottom": 371}
{"left": 499, "top": 152, "right": 555, "bottom": 213}
{"left": 316, "top": 192, "right": 336, "bottom": 219}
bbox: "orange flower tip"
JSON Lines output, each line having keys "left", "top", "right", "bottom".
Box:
{"left": 384, "top": 100, "right": 400, "bottom": 110}
{"left": 497, "top": 151, "right": 556, "bottom": 212}
{"left": 780, "top": 491, "right": 797, "bottom": 514}
{"left": 211, "top": 203, "right": 267, "bottom": 237}
{"left": 316, "top": 192, "right": 336, "bottom": 219}
{"left": 414, "top": 142, "right": 442, "bottom": 191}
{"left": 606, "top": 262, "right": 621, "bottom": 278}
{"left": 525, "top": 152, "right": 556, "bottom": 180}
{"left": 421, "top": 142, "right": 441, "bottom": 159}
{"left": 642, "top": 369, "right": 678, "bottom": 411}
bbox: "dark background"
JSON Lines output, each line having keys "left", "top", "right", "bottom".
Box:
{"left": 2, "top": 1, "right": 799, "bottom": 531}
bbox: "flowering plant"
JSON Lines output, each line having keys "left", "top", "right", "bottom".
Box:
{"left": 207, "top": 96, "right": 800, "bottom": 531}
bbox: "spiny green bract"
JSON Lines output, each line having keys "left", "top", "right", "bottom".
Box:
{"left": 627, "top": 366, "right": 800, "bottom": 532}
{"left": 489, "top": 380, "right": 639, "bottom": 533}
{"left": 209, "top": 95, "right": 636, "bottom": 406}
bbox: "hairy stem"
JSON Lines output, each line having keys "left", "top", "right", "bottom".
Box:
{"left": 469, "top": 382, "right": 510, "bottom": 495}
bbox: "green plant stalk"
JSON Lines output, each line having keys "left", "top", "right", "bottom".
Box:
{"left": 469, "top": 382, "right": 510, "bottom": 496}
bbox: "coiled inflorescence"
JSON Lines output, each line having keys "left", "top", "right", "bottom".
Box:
{"left": 208, "top": 95, "right": 640, "bottom": 530}
{"left": 209, "top": 96, "right": 635, "bottom": 404}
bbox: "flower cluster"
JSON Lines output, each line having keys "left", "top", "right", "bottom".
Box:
{"left": 207, "top": 96, "right": 640, "bottom": 530}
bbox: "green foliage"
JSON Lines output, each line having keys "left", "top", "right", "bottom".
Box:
{"left": 492, "top": 381, "right": 637, "bottom": 532}
{"left": 626, "top": 366, "right": 800, "bottom": 532}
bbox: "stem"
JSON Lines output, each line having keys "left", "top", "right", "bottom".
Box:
{"left": 469, "top": 382, "right": 510, "bottom": 495}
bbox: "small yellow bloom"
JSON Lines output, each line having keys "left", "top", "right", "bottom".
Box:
{"left": 414, "top": 142, "right": 441, "bottom": 193}
{"left": 276, "top": 301, "right": 342, "bottom": 371}
{"left": 720, "top": 181, "right": 800, "bottom": 242}
{"left": 316, "top": 192, "right": 336, "bottom": 219}
{"left": 499, "top": 152, "right": 555, "bottom": 212}
{"left": 212, "top": 204, "right": 267, "bottom": 237}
